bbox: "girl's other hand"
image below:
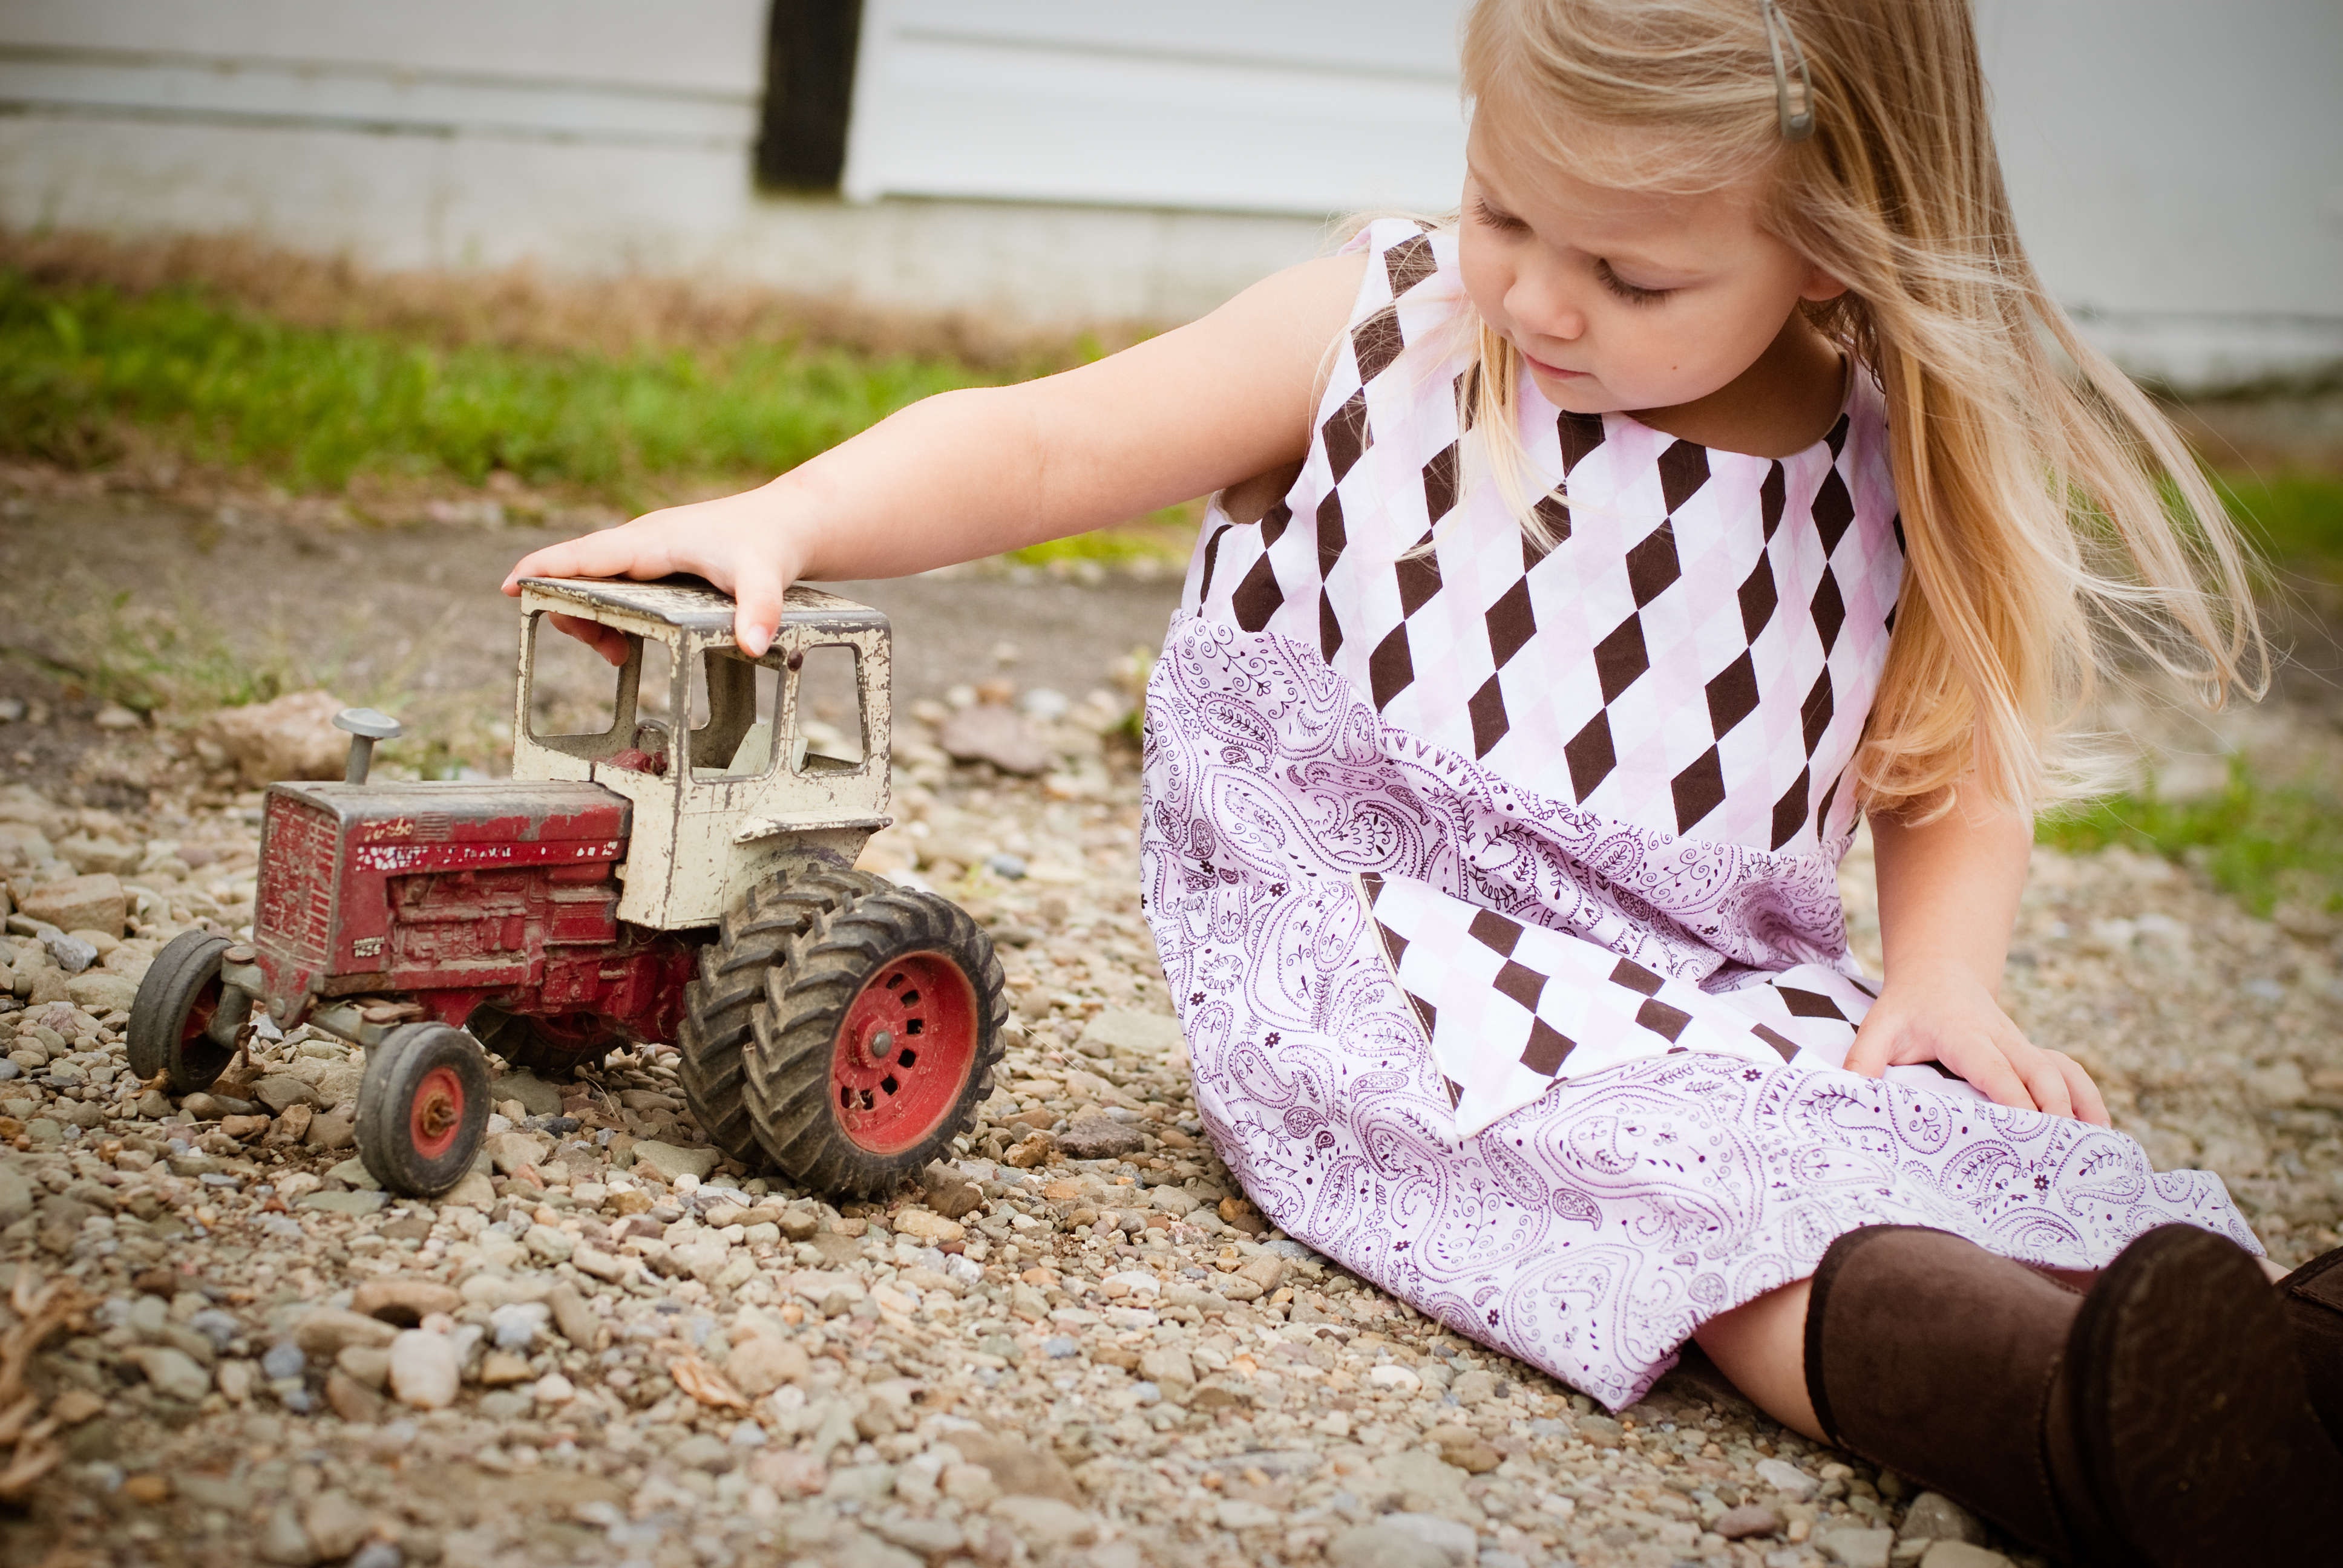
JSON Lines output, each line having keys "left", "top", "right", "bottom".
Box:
{"left": 1844, "top": 964, "right": 2109, "bottom": 1126}
{"left": 502, "top": 484, "right": 804, "bottom": 662}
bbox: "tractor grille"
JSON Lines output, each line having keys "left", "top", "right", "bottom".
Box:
{"left": 255, "top": 795, "right": 338, "bottom": 963}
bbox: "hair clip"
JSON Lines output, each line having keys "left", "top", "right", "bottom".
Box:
{"left": 1761, "top": 0, "right": 1817, "bottom": 142}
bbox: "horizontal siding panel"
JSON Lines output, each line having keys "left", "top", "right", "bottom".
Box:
{"left": 0, "top": 57, "right": 756, "bottom": 145}
{"left": 0, "top": 0, "right": 765, "bottom": 97}
{"left": 846, "top": 1, "right": 1469, "bottom": 214}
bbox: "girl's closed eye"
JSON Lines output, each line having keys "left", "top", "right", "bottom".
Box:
{"left": 1593, "top": 258, "right": 1673, "bottom": 305}
{"left": 1472, "top": 195, "right": 1530, "bottom": 234}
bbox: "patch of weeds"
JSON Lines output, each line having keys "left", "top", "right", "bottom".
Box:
{"left": 1007, "top": 503, "right": 1201, "bottom": 572}
{"left": 56, "top": 589, "right": 298, "bottom": 716}
{"left": 2221, "top": 471, "right": 2343, "bottom": 583}
{"left": 0, "top": 270, "right": 985, "bottom": 493}
{"left": 2037, "top": 757, "right": 2343, "bottom": 916}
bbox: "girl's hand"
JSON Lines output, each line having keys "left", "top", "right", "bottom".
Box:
{"left": 502, "top": 482, "right": 807, "bottom": 662}
{"left": 1844, "top": 962, "right": 2109, "bottom": 1125}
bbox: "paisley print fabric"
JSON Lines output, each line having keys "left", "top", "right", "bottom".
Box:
{"left": 1137, "top": 221, "right": 2259, "bottom": 1408}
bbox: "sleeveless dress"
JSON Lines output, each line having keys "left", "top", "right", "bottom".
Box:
{"left": 1137, "top": 221, "right": 2257, "bottom": 1410}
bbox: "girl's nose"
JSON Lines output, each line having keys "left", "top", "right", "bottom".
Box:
{"left": 1507, "top": 268, "right": 1585, "bottom": 344}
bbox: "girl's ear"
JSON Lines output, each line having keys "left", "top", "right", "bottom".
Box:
{"left": 1799, "top": 264, "right": 1851, "bottom": 303}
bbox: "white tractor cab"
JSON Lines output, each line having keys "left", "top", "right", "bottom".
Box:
{"left": 513, "top": 576, "right": 892, "bottom": 929}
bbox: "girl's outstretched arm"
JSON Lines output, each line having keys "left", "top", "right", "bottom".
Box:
{"left": 1844, "top": 802, "right": 2110, "bottom": 1124}
{"left": 503, "top": 253, "right": 1368, "bottom": 658}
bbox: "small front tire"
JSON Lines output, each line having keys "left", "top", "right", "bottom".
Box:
{"left": 355, "top": 1022, "right": 491, "bottom": 1198}
{"left": 127, "top": 929, "right": 241, "bottom": 1094}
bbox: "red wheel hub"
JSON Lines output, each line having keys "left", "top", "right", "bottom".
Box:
{"left": 179, "top": 978, "right": 221, "bottom": 1048}
{"left": 410, "top": 1064, "right": 467, "bottom": 1161}
{"left": 829, "top": 950, "right": 978, "bottom": 1155}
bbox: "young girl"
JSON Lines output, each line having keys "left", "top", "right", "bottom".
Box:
{"left": 510, "top": 1, "right": 2343, "bottom": 1558}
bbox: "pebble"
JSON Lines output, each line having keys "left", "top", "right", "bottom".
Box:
{"left": 351, "top": 1277, "right": 463, "bottom": 1325}
{"left": 1326, "top": 1523, "right": 1459, "bottom": 1568}
{"left": 1818, "top": 1526, "right": 1896, "bottom": 1568}
{"left": 1757, "top": 1455, "right": 1820, "bottom": 1501}
{"left": 1899, "top": 1491, "right": 1989, "bottom": 1546}
{"left": 385, "top": 1330, "right": 459, "bottom": 1410}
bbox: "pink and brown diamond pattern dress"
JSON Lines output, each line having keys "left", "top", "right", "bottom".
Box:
{"left": 1136, "top": 221, "right": 2256, "bottom": 1409}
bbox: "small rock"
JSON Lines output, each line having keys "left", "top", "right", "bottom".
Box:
{"left": 128, "top": 1344, "right": 212, "bottom": 1403}
{"left": 335, "top": 1345, "right": 392, "bottom": 1390}
{"left": 922, "top": 1174, "right": 984, "bottom": 1219}
{"left": 252, "top": 1075, "right": 322, "bottom": 1113}
{"left": 304, "top": 1491, "right": 372, "bottom": 1560}
{"left": 632, "top": 1139, "right": 718, "bottom": 1183}
{"left": 476, "top": 1350, "right": 534, "bottom": 1387}
{"left": 297, "top": 1189, "right": 387, "bottom": 1215}
{"left": 1326, "top": 1523, "right": 1457, "bottom": 1568}
{"left": 1366, "top": 1364, "right": 1421, "bottom": 1393}
{"left": 351, "top": 1278, "right": 463, "bottom": 1326}
{"left": 1899, "top": 1492, "right": 1990, "bottom": 1546}
{"left": 293, "top": 1308, "right": 399, "bottom": 1356}
{"left": 199, "top": 689, "right": 352, "bottom": 786}
{"left": 1057, "top": 1112, "right": 1145, "bottom": 1161}
{"left": 987, "top": 1495, "right": 1097, "bottom": 1549}
{"left": 261, "top": 1341, "right": 307, "bottom": 1382}
{"left": 325, "top": 1368, "right": 388, "bottom": 1423}
{"left": 1714, "top": 1502, "right": 1783, "bottom": 1540}
{"left": 1075, "top": 1009, "right": 1185, "bottom": 1058}
{"left": 439, "top": 1170, "right": 496, "bottom": 1209}
{"left": 1756, "top": 1455, "right": 1818, "bottom": 1501}
{"left": 545, "top": 1284, "right": 597, "bottom": 1348}
{"left": 20, "top": 875, "right": 127, "bottom": 938}
{"left": 1818, "top": 1527, "right": 1895, "bottom": 1568}
{"left": 482, "top": 1130, "right": 549, "bottom": 1176}
{"left": 65, "top": 970, "right": 139, "bottom": 1014}
{"left": 489, "top": 1300, "right": 551, "bottom": 1350}
{"left": 387, "top": 1330, "right": 460, "bottom": 1409}
{"left": 489, "top": 1071, "right": 562, "bottom": 1116}
{"left": 937, "top": 705, "right": 1054, "bottom": 776}
{"left": 726, "top": 1334, "right": 811, "bottom": 1397}
{"left": 1918, "top": 1544, "right": 2016, "bottom": 1568}
{"left": 257, "top": 1501, "right": 316, "bottom": 1565}
{"left": 531, "top": 1372, "right": 575, "bottom": 1405}
{"left": 874, "top": 1515, "right": 966, "bottom": 1558}
{"left": 890, "top": 1206, "right": 966, "bottom": 1244}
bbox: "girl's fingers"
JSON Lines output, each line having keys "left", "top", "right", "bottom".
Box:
{"left": 504, "top": 521, "right": 677, "bottom": 594}
{"left": 733, "top": 572, "right": 790, "bottom": 659}
{"left": 1955, "top": 1046, "right": 2037, "bottom": 1114}
{"left": 1842, "top": 1011, "right": 1895, "bottom": 1078}
{"left": 2051, "top": 1051, "right": 2112, "bottom": 1126}
{"left": 2010, "top": 1040, "right": 2073, "bottom": 1120}
{"left": 548, "top": 613, "right": 632, "bottom": 667}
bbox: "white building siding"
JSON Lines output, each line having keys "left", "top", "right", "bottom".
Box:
{"left": 0, "top": 0, "right": 2335, "bottom": 386}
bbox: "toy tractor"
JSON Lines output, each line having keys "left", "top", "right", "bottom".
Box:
{"left": 128, "top": 577, "right": 1007, "bottom": 1200}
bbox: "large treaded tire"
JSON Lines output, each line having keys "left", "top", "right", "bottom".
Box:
{"left": 744, "top": 886, "right": 1007, "bottom": 1197}
{"left": 127, "top": 929, "right": 238, "bottom": 1093}
{"left": 468, "top": 1005, "right": 621, "bottom": 1080}
{"left": 678, "top": 867, "right": 890, "bottom": 1166}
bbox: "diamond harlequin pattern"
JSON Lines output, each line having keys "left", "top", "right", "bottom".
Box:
{"left": 1358, "top": 871, "right": 1962, "bottom": 1137}
{"left": 1185, "top": 220, "right": 1907, "bottom": 858}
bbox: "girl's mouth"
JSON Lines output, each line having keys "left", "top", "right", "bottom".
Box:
{"left": 1523, "top": 352, "right": 1590, "bottom": 381}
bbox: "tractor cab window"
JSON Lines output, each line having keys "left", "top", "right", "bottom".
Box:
{"left": 788, "top": 643, "right": 865, "bottom": 774}
{"left": 527, "top": 613, "right": 637, "bottom": 759}
{"left": 686, "top": 643, "right": 781, "bottom": 780}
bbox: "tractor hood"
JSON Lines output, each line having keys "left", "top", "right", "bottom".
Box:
{"left": 252, "top": 779, "right": 629, "bottom": 1008}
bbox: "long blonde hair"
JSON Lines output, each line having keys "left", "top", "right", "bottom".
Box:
{"left": 1456, "top": 0, "right": 2263, "bottom": 818}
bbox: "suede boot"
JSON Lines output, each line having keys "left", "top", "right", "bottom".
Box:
{"left": 1804, "top": 1223, "right": 2343, "bottom": 1567}
{"left": 2275, "top": 1244, "right": 2343, "bottom": 1443}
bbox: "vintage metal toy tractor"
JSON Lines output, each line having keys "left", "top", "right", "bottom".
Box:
{"left": 128, "top": 578, "right": 1007, "bottom": 1200}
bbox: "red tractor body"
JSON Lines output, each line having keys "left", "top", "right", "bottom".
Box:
{"left": 250, "top": 780, "right": 698, "bottom": 1054}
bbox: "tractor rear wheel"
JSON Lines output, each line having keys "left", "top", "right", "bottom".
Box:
{"left": 127, "top": 929, "right": 242, "bottom": 1094}
{"left": 355, "top": 1022, "right": 491, "bottom": 1198}
{"left": 743, "top": 886, "right": 1007, "bottom": 1197}
{"left": 679, "top": 867, "right": 890, "bottom": 1166}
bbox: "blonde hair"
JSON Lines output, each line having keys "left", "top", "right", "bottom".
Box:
{"left": 1455, "top": 0, "right": 2264, "bottom": 818}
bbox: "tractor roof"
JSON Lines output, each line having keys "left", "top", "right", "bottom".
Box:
{"left": 517, "top": 577, "right": 886, "bottom": 638}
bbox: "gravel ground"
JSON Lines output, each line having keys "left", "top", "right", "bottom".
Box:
{"left": 2, "top": 661, "right": 2341, "bottom": 1568}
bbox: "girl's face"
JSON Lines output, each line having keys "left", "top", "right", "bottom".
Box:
{"left": 1457, "top": 114, "right": 1846, "bottom": 417}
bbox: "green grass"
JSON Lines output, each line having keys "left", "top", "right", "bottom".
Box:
{"left": 0, "top": 269, "right": 985, "bottom": 494}
{"left": 2036, "top": 759, "right": 2343, "bottom": 916}
{"left": 2221, "top": 472, "right": 2343, "bottom": 586}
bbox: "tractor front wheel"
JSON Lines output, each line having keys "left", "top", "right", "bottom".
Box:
{"left": 744, "top": 886, "right": 1006, "bottom": 1197}
{"left": 127, "top": 929, "right": 244, "bottom": 1094}
{"left": 355, "top": 1022, "right": 491, "bottom": 1198}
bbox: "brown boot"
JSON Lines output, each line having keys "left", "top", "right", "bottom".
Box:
{"left": 1804, "top": 1223, "right": 2343, "bottom": 1567}
{"left": 2276, "top": 1245, "right": 2343, "bottom": 1443}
